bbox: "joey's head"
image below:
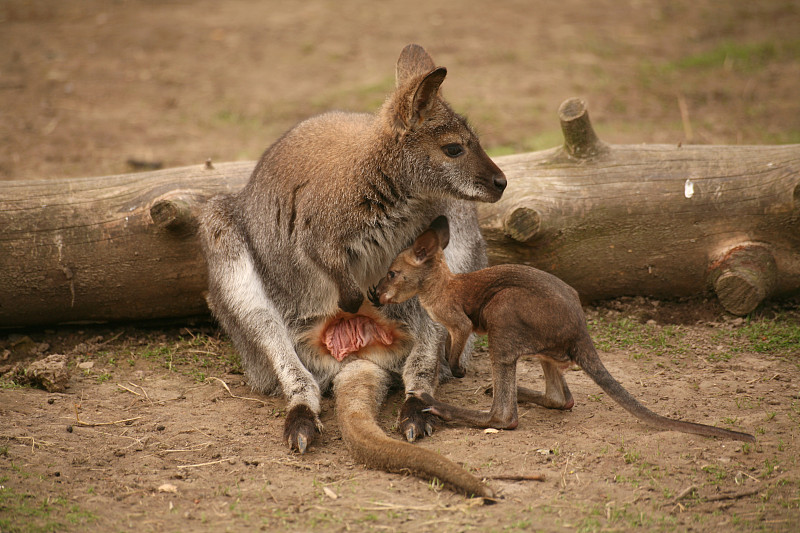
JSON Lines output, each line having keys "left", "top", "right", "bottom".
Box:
{"left": 372, "top": 216, "right": 451, "bottom": 306}
{"left": 381, "top": 45, "right": 506, "bottom": 203}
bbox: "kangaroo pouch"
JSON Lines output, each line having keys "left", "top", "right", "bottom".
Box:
{"left": 323, "top": 315, "right": 394, "bottom": 361}
{"left": 304, "top": 306, "right": 410, "bottom": 362}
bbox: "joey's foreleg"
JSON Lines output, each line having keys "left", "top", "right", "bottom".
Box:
{"left": 515, "top": 360, "right": 574, "bottom": 410}
{"left": 444, "top": 320, "right": 472, "bottom": 378}
{"left": 418, "top": 360, "right": 520, "bottom": 429}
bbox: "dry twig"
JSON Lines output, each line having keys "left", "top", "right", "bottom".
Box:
{"left": 674, "top": 484, "right": 698, "bottom": 502}
{"left": 704, "top": 487, "right": 762, "bottom": 502}
{"left": 486, "top": 474, "right": 546, "bottom": 482}
{"left": 177, "top": 457, "right": 236, "bottom": 469}
{"left": 208, "top": 376, "right": 269, "bottom": 405}
{"left": 70, "top": 403, "right": 141, "bottom": 427}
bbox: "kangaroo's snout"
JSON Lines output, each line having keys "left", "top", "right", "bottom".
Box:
{"left": 475, "top": 152, "right": 506, "bottom": 202}
{"left": 493, "top": 173, "right": 507, "bottom": 192}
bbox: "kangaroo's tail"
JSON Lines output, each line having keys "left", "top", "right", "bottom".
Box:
{"left": 333, "top": 359, "right": 494, "bottom": 498}
{"left": 572, "top": 336, "right": 755, "bottom": 443}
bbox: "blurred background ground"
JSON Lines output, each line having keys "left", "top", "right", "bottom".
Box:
{"left": 1, "top": 1, "right": 799, "bottom": 532}
{"left": 1, "top": 0, "right": 799, "bottom": 181}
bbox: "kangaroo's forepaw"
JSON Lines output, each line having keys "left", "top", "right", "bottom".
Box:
{"left": 284, "top": 404, "right": 321, "bottom": 454}
{"left": 398, "top": 395, "right": 437, "bottom": 442}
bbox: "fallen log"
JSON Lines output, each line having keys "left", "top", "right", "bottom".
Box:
{"left": 480, "top": 99, "right": 800, "bottom": 315}
{"left": 0, "top": 162, "right": 251, "bottom": 327}
{"left": 1, "top": 99, "right": 798, "bottom": 327}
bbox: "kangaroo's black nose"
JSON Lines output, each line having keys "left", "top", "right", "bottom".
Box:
{"left": 493, "top": 174, "right": 507, "bottom": 192}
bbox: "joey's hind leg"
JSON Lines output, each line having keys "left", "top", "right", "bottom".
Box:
{"left": 417, "top": 360, "right": 520, "bottom": 429}
{"left": 514, "top": 359, "right": 574, "bottom": 410}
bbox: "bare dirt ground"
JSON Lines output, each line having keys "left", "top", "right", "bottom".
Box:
{"left": 1, "top": 1, "right": 799, "bottom": 531}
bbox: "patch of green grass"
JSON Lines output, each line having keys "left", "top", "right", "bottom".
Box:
{"left": 0, "top": 485, "right": 96, "bottom": 532}
{"left": 311, "top": 75, "right": 395, "bottom": 114}
{"left": 0, "top": 379, "right": 27, "bottom": 390}
{"left": 731, "top": 314, "right": 800, "bottom": 355}
{"left": 473, "top": 334, "right": 489, "bottom": 350}
{"left": 671, "top": 40, "right": 800, "bottom": 73}
{"left": 620, "top": 445, "right": 641, "bottom": 465}
{"left": 587, "top": 317, "right": 688, "bottom": 358}
{"left": 765, "top": 129, "right": 800, "bottom": 145}
{"left": 701, "top": 464, "right": 727, "bottom": 484}
{"left": 129, "top": 331, "right": 242, "bottom": 381}
{"left": 427, "top": 477, "right": 444, "bottom": 493}
{"left": 573, "top": 501, "right": 678, "bottom": 532}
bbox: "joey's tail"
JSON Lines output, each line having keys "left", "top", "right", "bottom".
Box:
{"left": 333, "top": 359, "right": 493, "bottom": 498}
{"left": 571, "top": 336, "right": 755, "bottom": 443}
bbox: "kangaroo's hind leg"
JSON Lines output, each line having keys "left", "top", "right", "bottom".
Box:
{"left": 200, "top": 196, "right": 323, "bottom": 453}
{"left": 514, "top": 358, "right": 574, "bottom": 410}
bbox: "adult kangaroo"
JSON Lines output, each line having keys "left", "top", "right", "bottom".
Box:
{"left": 199, "top": 44, "right": 505, "bottom": 496}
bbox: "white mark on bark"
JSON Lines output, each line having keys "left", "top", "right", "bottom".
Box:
{"left": 684, "top": 178, "right": 694, "bottom": 199}
{"left": 54, "top": 234, "right": 75, "bottom": 307}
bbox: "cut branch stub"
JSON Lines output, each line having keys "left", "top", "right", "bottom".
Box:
{"left": 709, "top": 243, "right": 777, "bottom": 316}
{"left": 503, "top": 204, "right": 542, "bottom": 243}
{"left": 149, "top": 193, "right": 200, "bottom": 233}
{"left": 558, "top": 97, "right": 609, "bottom": 159}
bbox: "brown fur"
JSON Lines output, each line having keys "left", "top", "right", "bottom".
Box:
{"left": 334, "top": 360, "right": 493, "bottom": 498}
{"left": 374, "top": 217, "right": 756, "bottom": 443}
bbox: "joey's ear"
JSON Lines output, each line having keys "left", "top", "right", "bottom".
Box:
{"left": 411, "top": 229, "right": 440, "bottom": 264}
{"left": 429, "top": 216, "right": 450, "bottom": 250}
{"left": 396, "top": 44, "right": 436, "bottom": 87}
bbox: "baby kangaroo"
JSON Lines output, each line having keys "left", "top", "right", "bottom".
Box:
{"left": 372, "top": 216, "right": 756, "bottom": 443}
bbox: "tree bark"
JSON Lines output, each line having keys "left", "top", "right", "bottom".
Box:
{"left": 1, "top": 99, "right": 799, "bottom": 327}
{"left": 480, "top": 99, "right": 800, "bottom": 315}
{"left": 0, "top": 162, "right": 251, "bottom": 327}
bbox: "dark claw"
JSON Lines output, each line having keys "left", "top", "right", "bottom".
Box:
{"left": 283, "top": 404, "right": 319, "bottom": 454}
{"left": 450, "top": 364, "right": 466, "bottom": 378}
{"left": 296, "top": 433, "right": 308, "bottom": 454}
{"left": 367, "top": 285, "right": 382, "bottom": 308}
{"left": 398, "top": 395, "right": 438, "bottom": 443}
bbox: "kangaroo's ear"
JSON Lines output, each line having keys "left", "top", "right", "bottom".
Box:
{"left": 429, "top": 215, "right": 450, "bottom": 250}
{"left": 389, "top": 45, "right": 446, "bottom": 133}
{"left": 412, "top": 228, "right": 441, "bottom": 264}
{"left": 391, "top": 67, "right": 447, "bottom": 133}
{"left": 409, "top": 67, "right": 446, "bottom": 129}
{"left": 396, "top": 44, "right": 436, "bottom": 87}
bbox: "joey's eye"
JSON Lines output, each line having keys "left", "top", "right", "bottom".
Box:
{"left": 441, "top": 143, "right": 464, "bottom": 158}
{"left": 387, "top": 270, "right": 397, "bottom": 279}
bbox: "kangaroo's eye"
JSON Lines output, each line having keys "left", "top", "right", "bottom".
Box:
{"left": 387, "top": 270, "right": 397, "bottom": 279}
{"left": 441, "top": 143, "right": 464, "bottom": 158}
